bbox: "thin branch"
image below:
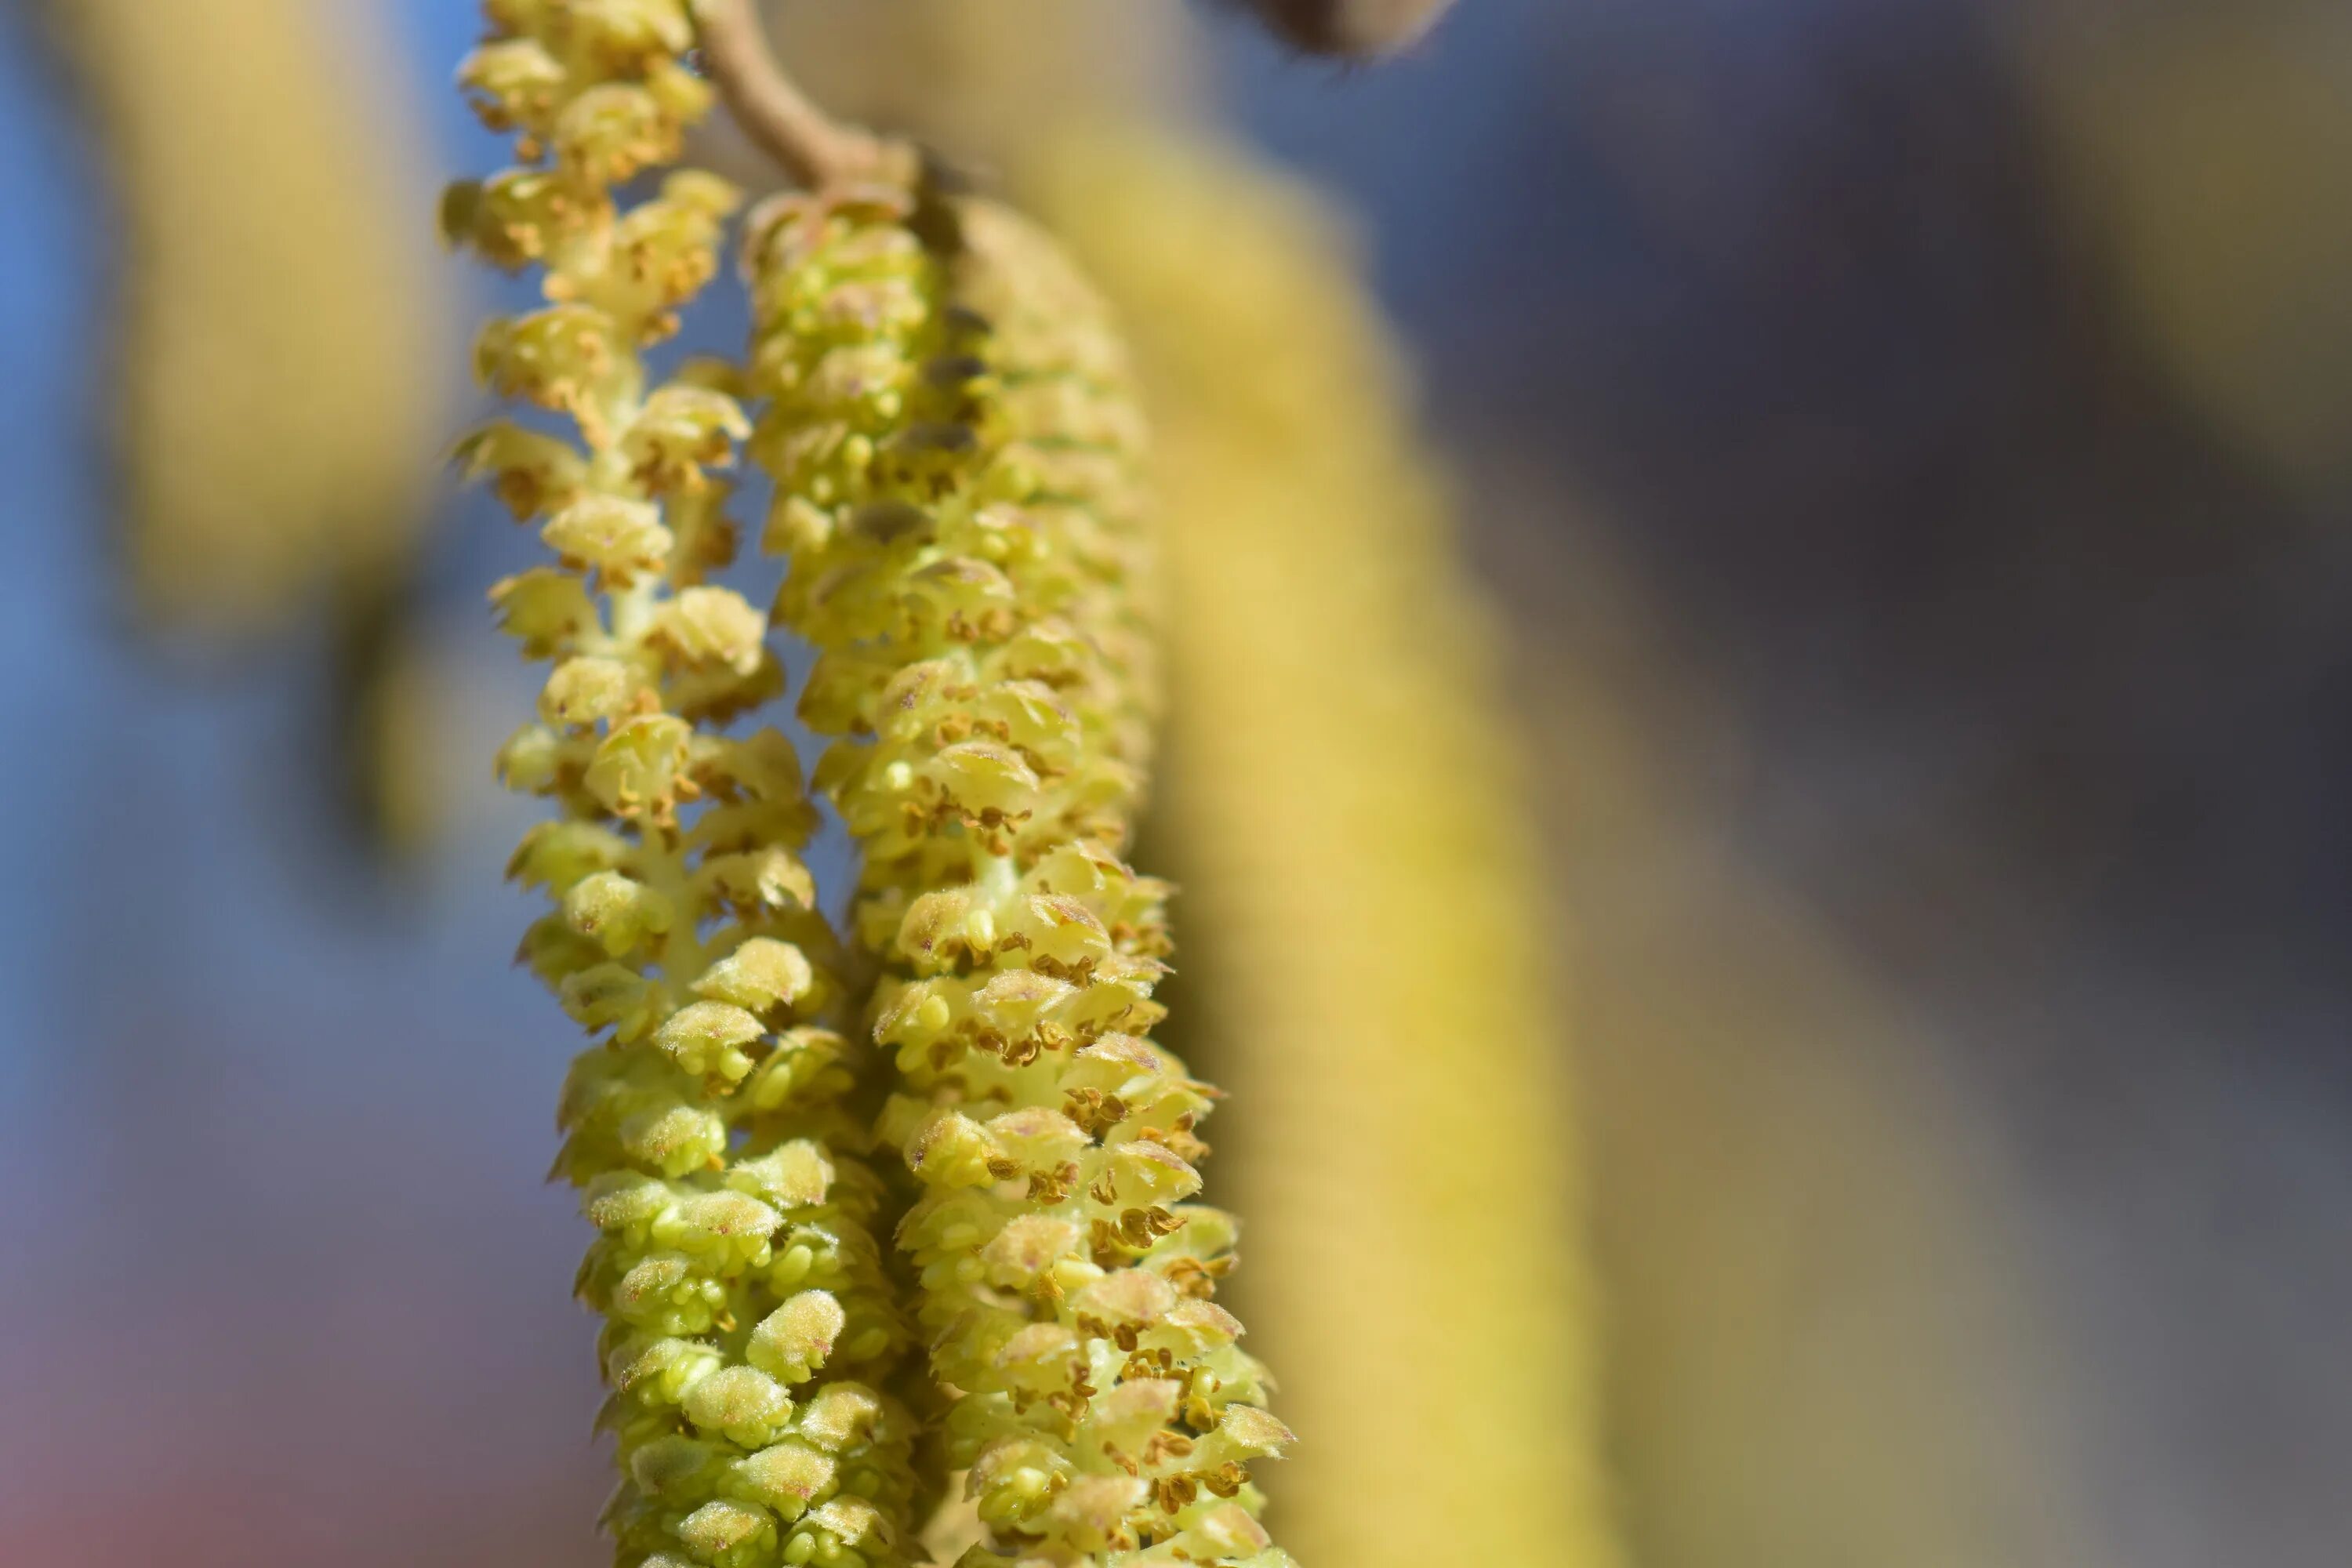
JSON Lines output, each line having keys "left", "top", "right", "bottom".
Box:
{"left": 693, "top": 0, "right": 902, "bottom": 188}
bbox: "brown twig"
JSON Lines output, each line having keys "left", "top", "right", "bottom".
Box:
{"left": 692, "top": 0, "right": 903, "bottom": 188}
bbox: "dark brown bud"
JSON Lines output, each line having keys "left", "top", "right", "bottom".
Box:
{"left": 1223, "top": 0, "right": 1457, "bottom": 58}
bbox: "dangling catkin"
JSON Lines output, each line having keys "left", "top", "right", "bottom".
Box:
{"left": 445, "top": 5, "right": 924, "bottom": 1565}
{"left": 746, "top": 175, "right": 1298, "bottom": 1566}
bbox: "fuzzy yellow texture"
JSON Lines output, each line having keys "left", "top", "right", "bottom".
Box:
{"left": 1033, "top": 132, "right": 1623, "bottom": 1568}
{"left": 446, "top": 5, "right": 923, "bottom": 1566}
{"left": 745, "top": 184, "right": 1297, "bottom": 1566}
{"left": 44, "top": 0, "right": 438, "bottom": 641}
{"left": 753, "top": 0, "right": 1199, "bottom": 180}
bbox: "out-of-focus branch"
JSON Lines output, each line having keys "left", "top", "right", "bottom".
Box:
{"left": 694, "top": 0, "right": 905, "bottom": 186}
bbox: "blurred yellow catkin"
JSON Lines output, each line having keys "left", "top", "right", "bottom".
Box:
{"left": 45, "top": 0, "right": 441, "bottom": 642}
{"left": 2014, "top": 0, "right": 2352, "bottom": 496}
{"left": 1036, "top": 131, "right": 1622, "bottom": 1568}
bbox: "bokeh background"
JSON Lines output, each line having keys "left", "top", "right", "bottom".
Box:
{"left": 5, "top": 2, "right": 2351, "bottom": 1565}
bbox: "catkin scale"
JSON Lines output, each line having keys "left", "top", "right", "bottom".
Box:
{"left": 448, "top": 5, "right": 922, "bottom": 1566}
{"left": 745, "top": 184, "right": 1296, "bottom": 1566}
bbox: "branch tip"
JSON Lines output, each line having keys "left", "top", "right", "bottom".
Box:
{"left": 693, "top": 0, "right": 906, "bottom": 189}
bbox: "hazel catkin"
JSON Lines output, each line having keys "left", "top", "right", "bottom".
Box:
{"left": 447, "top": 5, "right": 924, "bottom": 1566}
{"left": 745, "top": 179, "right": 1296, "bottom": 1567}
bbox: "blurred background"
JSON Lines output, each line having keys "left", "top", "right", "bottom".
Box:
{"left": 4, "top": 2, "right": 2350, "bottom": 1565}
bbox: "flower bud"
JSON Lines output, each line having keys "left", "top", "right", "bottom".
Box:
{"left": 652, "top": 586, "right": 765, "bottom": 674}
{"left": 735, "top": 1439, "right": 837, "bottom": 1519}
{"left": 749, "top": 1290, "right": 848, "bottom": 1385}
{"left": 542, "top": 495, "right": 673, "bottom": 586}
{"left": 563, "top": 869, "right": 673, "bottom": 957}
{"left": 682, "top": 1366, "right": 795, "bottom": 1446}
{"left": 586, "top": 715, "right": 692, "bottom": 818}
{"left": 652, "top": 1000, "right": 765, "bottom": 1083}
{"left": 539, "top": 656, "right": 643, "bottom": 728}
{"left": 677, "top": 1499, "right": 774, "bottom": 1565}
{"left": 727, "top": 1141, "right": 834, "bottom": 1211}
{"left": 907, "top": 1112, "right": 1007, "bottom": 1190}
{"left": 693, "top": 936, "right": 818, "bottom": 1015}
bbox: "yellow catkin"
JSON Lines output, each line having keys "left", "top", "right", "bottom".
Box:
{"left": 1033, "top": 131, "right": 1623, "bottom": 1568}
{"left": 745, "top": 180, "right": 1298, "bottom": 1566}
{"left": 42, "top": 0, "right": 439, "bottom": 642}
{"left": 446, "top": 5, "right": 923, "bottom": 1565}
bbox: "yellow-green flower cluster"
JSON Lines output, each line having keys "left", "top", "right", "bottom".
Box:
{"left": 447, "top": 5, "right": 921, "bottom": 1566}
{"left": 750, "top": 187, "right": 1160, "bottom": 937}
{"left": 745, "top": 185, "right": 1296, "bottom": 1566}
